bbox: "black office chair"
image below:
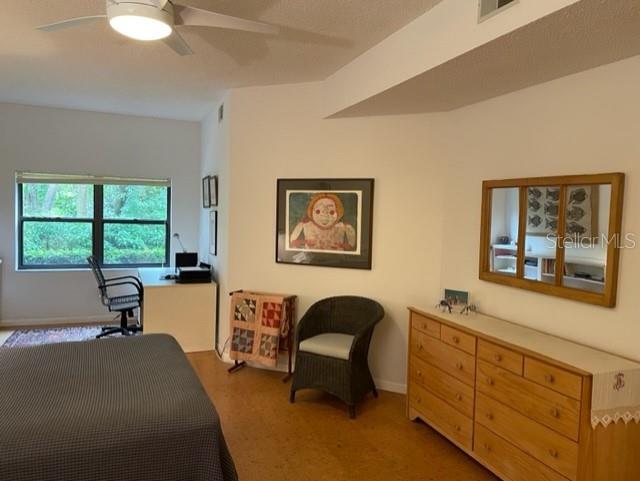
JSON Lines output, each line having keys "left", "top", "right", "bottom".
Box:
{"left": 87, "top": 256, "right": 144, "bottom": 338}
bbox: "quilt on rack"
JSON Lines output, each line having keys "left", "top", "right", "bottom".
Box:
{"left": 229, "top": 291, "right": 294, "bottom": 367}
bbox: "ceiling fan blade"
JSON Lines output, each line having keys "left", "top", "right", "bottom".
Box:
{"left": 173, "top": 4, "right": 279, "bottom": 35}
{"left": 162, "top": 30, "right": 194, "bottom": 56}
{"left": 37, "top": 15, "right": 107, "bottom": 33}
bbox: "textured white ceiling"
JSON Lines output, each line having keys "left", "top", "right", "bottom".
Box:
{"left": 0, "top": 0, "right": 442, "bottom": 120}
{"left": 333, "top": 0, "right": 640, "bottom": 117}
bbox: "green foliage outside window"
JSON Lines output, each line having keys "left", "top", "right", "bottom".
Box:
{"left": 20, "top": 183, "right": 169, "bottom": 267}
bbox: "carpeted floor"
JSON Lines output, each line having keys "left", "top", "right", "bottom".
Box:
{"left": 0, "top": 326, "right": 129, "bottom": 348}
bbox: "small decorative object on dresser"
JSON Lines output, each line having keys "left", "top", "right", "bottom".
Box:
{"left": 460, "top": 304, "right": 478, "bottom": 315}
{"left": 444, "top": 288, "right": 469, "bottom": 307}
{"left": 435, "top": 299, "right": 452, "bottom": 313}
{"left": 407, "top": 305, "right": 640, "bottom": 481}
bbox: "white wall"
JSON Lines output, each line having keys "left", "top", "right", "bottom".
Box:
{"left": 208, "top": 82, "right": 448, "bottom": 392}
{"left": 0, "top": 103, "right": 201, "bottom": 324}
{"left": 199, "top": 97, "right": 231, "bottom": 349}
{"left": 438, "top": 55, "right": 640, "bottom": 362}
{"left": 204, "top": 55, "right": 640, "bottom": 393}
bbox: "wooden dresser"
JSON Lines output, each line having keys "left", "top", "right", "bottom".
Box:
{"left": 407, "top": 306, "right": 640, "bottom": 481}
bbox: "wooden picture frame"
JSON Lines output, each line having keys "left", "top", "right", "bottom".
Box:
{"left": 479, "top": 173, "right": 625, "bottom": 307}
{"left": 208, "top": 175, "right": 218, "bottom": 207}
{"left": 276, "top": 178, "right": 374, "bottom": 269}
{"left": 202, "top": 176, "right": 211, "bottom": 208}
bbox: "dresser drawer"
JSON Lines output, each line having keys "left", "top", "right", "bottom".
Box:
{"left": 411, "top": 330, "right": 476, "bottom": 386}
{"left": 441, "top": 325, "right": 476, "bottom": 355}
{"left": 476, "top": 392, "right": 578, "bottom": 480}
{"left": 478, "top": 339, "right": 523, "bottom": 375}
{"left": 524, "top": 357, "right": 583, "bottom": 400}
{"left": 410, "top": 355, "right": 474, "bottom": 418}
{"left": 409, "top": 383, "right": 473, "bottom": 450}
{"left": 476, "top": 360, "right": 581, "bottom": 441}
{"left": 474, "top": 424, "right": 569, "bottom": 481}
{"left": 411, "top": 312, "right": 441, "bottom": 339}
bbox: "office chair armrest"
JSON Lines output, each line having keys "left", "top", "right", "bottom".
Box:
{"left": 105, "top": 275, "right": 143, "bottom": 290}
{"left": 103, "top": 281, "right": 143, "bottom": 300}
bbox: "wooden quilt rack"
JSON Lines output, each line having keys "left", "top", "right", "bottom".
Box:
{"left": 227, "top": 290, "right": 297, "bottom": 382}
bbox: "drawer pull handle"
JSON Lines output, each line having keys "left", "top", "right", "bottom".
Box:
{"left": 416, "top": 397, "right": 422, "bottom": 404}
{"left": 545, "top": 374, "right": 555, "bottom": 384}
{"left": 455, "top": 425, "right": 461, "bottom": 432}
{"left": 549, "top": 448, "right": 559, "bottom": 458}
{"left": 417, "top": 370, "right": 422, "bottom": 377}
{"left": 487, "top": 377, "right": 495, "bottom": 386}
{"left": 452, "top": 336, "right": 460, "bottom": 344}
{"left": 550, "top": 408, "right": 560, "bottom": 418}
{"left": 455, "top": 393, "right": 463, "bottom": 401}
{"left": 483, "top": 443, "right": 491, "bottom": 452}
{"left": 494, "top": 354, "right": 503, "bottom": 362}
{"left": 417, "top": 343, "right": 424, "bottom": 351}
{"left": 456, "top": 362, "right": 464, "bottom": 370}
{"left": 486, "top": 413, "right": 494, "bottom": 421}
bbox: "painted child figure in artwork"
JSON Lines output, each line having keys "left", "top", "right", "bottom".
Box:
{"left": 289, "top": 193, "right": 357, "bottom": 251}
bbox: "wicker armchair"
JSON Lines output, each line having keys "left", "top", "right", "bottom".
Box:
{"left": 289, "top": 296, "right": 384, "bottom": 419}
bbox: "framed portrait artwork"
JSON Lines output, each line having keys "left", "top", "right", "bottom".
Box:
{"left": 276, "top": 178, "right": 374, "bottom": 269}
{"left": 209, "top": 175, "right": 218, "bottom": 207}
{"left": 202, "top": 176, "right": 211, "bottom": 208}
{"left": 209, "top": 210, "right": 217, "bottom": 256}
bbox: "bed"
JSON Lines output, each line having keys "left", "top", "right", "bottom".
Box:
{"left": 0, "top": 334, "right": 237, "bottom": 481}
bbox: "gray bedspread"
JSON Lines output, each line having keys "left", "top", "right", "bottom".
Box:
{"left": 0, "top": 334, "right": 237, "bottom": 481}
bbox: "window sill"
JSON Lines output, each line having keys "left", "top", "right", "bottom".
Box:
{"left": 15, "top": 267, "right": 166, "bottom": 273}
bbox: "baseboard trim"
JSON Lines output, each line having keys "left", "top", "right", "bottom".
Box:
{"left": 0, "top": 315, "right": 115, "bottom": 329}
{"left": 219, "top": 353, "right": 407, "bottom": 394}
{"left": 374, "top": 379, "right": 407, "bottom": 394}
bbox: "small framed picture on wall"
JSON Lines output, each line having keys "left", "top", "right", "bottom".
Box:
{"left": 209, "top": 210, "right": 218, "bottom": 256}
{"left": 209, "top": 175, "right": 218, "bottom": 207}
{"left": 202, "top": 176, "right": 211, "bottom": 208}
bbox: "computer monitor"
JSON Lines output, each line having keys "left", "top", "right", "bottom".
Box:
{"left": 175, "top": 252, "right": 198, "bottom": 269}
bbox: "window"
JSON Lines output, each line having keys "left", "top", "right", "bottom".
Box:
{"left": 17, "top": 173, "right": 171, "bottom": 269}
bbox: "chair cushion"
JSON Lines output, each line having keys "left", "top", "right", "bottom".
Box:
{"left": 299, "top": 333, "right": 355, "bottom": 361}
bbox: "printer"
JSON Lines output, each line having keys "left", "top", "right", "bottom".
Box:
{"left": 177, "top": 266, "right": 212, "bottom": 284}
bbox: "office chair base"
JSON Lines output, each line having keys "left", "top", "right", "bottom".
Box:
{"left": 96, "top": 325, "right": 141, "bottom": 339}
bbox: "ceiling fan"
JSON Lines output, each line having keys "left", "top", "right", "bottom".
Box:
{"left": 36, "top": 0, "right": 279, "bottom": 56}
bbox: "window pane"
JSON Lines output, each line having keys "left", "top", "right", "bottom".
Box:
{"left": 103, "top": 185, "right": 168, "bottom": 220}
{"left": 103, "top": 223, "right": 166, "bottom": 265}
{"left": 22, "top": 222, "right": 92, "bottom": 266}
{"left": 22, "top": 184, "right": 94, "bottom": 218}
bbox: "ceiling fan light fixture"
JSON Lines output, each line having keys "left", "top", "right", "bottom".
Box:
{"left": 110, "top": 15, "right": 172, "bottom": 40}
{"left": 107, "top": 2, "right": 173, "bottom": 41}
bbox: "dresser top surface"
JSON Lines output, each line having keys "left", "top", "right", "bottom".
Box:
{"left": 410, "top": 306, "right": 640, "bottom": 376}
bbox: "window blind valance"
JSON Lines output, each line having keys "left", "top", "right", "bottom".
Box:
{"left": 15, "top": 172, "right": 171, "bottom": 187}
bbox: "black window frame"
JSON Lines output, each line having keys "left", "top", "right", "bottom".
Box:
{"left": 17, "top": 183, "right": 171, "bottom": 270}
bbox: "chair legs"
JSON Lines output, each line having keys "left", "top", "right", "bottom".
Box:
{"left": 96, "top": 310, "right": 141, "bottom": 339}
{"left": 348, "top": 405, "right": 356, "bottom": 419}
{"left": 289, "top": 390, "right": 296, "bottom": 404}
{"left": 372, "top": 386, "right": 379, "bottom": 398}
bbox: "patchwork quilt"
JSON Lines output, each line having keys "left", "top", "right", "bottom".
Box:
{"left": 229, "top": 291, "right": 295, "bottom": 367}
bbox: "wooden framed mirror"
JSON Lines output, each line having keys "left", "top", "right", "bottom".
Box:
{"left": 479, "top": 173, "right": 625, "bottom": 307}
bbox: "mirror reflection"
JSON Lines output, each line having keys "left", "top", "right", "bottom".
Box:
{"left": 489, "top": 187, "right": 519, "bottom": 277}
{"left": 524, "top": 186, "right": 560, "bottom": 284}
{"left": 561, "top": 184, "right": 610, "bottom": 294}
